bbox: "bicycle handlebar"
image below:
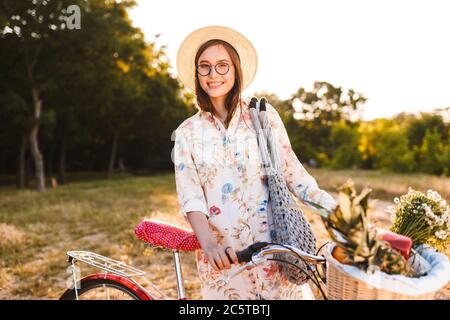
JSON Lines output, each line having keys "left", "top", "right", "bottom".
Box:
{"left": 226, "top": 241, "right": 326, "bottom": 284}
{"left": 235, "top": 241, "right": 326, "bottom": 264}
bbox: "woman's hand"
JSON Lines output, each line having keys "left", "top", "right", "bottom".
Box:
{"left": 201, "top": 241, "right": 239, "bottom": 271}
{"left": 185, "top": 211, "right": 239, "bottom": 271}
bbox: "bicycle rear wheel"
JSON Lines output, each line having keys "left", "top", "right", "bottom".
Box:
{"left": 60, "top": 277, "right": 151, "bottom": 300}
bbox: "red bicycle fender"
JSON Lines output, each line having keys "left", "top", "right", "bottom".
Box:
{"left": 76, "top": 273, "right": 153, "bottom": 300}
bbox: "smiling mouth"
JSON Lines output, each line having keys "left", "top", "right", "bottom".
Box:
{"left": 208, "top": 82, "right": 224, "bottom": 88}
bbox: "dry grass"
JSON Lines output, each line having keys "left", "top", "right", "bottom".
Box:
{"left": 0, "top": 170, "right": 448, "bottom": 300}
{"left": 0, "top": 223, "right": 26, "bottom": 253}
{"left": 306, "top": 168, "right": 449, "bottom": 202}
{"left": 0, "top": 172, "right": 200, "bottom": 299}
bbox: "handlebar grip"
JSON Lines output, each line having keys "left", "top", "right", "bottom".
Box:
{"left": 235, "top": 242, "right": 269, "bottom": 263}
{"left": 236, "top": 248, "right": 253, "bottom": 263}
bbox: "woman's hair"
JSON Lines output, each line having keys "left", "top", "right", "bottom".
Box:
{"left": 194, "top": 39, "right": 243, "bottom": 127}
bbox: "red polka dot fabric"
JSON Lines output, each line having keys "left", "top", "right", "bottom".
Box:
{"left": 134, "top": 219, "right": 201, "bottom": 251}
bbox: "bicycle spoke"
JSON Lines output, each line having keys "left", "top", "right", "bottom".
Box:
{"left": 104, "top": 284, "right": 110, "bottom": 300}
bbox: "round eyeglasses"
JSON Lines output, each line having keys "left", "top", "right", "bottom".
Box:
{"left": 196, "top": 62, "right": 232, "bottom": 76}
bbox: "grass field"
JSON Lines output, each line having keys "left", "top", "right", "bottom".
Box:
{"left": 0, "top": 169, "right": 448, "bottom": 300}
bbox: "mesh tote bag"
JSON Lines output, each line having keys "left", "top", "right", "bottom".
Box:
{"left": 248, "top": 97, "right": 317, "bottom": 285}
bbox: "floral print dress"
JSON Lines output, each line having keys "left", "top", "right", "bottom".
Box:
{"left": 173, "top": 97, "right": 337, "bottom": 300}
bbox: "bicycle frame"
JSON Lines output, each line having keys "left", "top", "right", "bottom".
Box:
{"left": 65, "top": 242, "right": 327, "bottom": 300}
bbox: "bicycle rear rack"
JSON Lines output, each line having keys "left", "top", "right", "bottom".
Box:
{"left": 67, "top": 251, "right": 146, "bottom": 278}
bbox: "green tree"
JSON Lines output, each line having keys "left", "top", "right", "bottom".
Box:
{"left": 377, "top": 128, "right": 415, "bottom": 173}
{"left": 0, "top": 0, "right": 84, "bottom": 190}
{"left": 404, "top": 113, "right": 448, "bottom": 150}
{"left": 329, "top": 121, "right": 361, "bottom": 169}
{"left": 291, "top": 81, "right": 367, "bottom": 164}
{"left": 292, "top": 81, "right": 367, "bottom": 124}
{"left": 416, "top": 128, "right": 448, "bottom": 175}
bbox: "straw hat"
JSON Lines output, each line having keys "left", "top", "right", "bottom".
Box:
{"left": 176, "top": 25, "right": 258, "bottom": 92}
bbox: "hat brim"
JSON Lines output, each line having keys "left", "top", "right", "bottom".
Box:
{"left": 176, "top": 25, "right": 258, "bottom": 93}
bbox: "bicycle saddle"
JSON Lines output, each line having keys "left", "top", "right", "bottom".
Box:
{"left": 135, "top": 219, "right": 201, "bottom": 251}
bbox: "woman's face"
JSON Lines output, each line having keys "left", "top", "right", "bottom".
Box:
{"left": 197, "top": 44, "right": 235, "bottom": 99}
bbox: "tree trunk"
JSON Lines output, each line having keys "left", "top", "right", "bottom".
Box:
{"left": 107, "top": 130, "right": 119, "bottom": 179}
{"left": 58, "top": 134, "right": 66, "bottom": 185}
{"left": 16, "top": 133, "right": 28, "bottom": 189}
{"left": 29, "top": 87, "right": 45, "bottom": 191}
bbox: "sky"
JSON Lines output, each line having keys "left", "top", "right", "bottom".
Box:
{"left": 129, "top": 0, "right": 450, "bottom": 121}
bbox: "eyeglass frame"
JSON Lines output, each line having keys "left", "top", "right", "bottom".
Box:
{"left": 196, "top": 62, "right": 234, "bottom": 76}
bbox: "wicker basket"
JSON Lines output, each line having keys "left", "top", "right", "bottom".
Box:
{"left": 324, "top": 244, "right": 440, "bottom": 300}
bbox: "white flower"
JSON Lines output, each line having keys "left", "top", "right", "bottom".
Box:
{"left": 435, "top": 230, "right": 448, "bottom": 240}
{"left": 385, "top": 205, "right": 396, "bottom": 214}
{"left": 427, "top": 190, "right": 443, "bottom": 203}
{"left": 422, "top": 205, "right": 437, "bottom": 226}
{"left": 390, "top": 189, "right": 448, "bottom": 246}
{"left": 439, "top": 200, "right": 449, "bottom": 212}
{"left": 443, "top": 213, "right": 449, "bottom": 224}
{"left": 424, "top": 205, "right": 434, "bottom": 217}
{"left": 390, "top": 213, "right": 397, "bottom": 223}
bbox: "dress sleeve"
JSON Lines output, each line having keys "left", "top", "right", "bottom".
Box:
{"left": 173, "top": 128, "right": 209, "bottom": 219}
{"left": 266, "top": 103, "right": 338, "bottom": 212}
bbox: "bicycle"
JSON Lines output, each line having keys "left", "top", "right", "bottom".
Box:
{"left": 59, "top": 219, "right": 328, "bottom": 300}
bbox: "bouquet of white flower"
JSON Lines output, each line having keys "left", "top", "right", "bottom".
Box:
{"left": 386, "top": 188, "right": 450, "bottom": 252}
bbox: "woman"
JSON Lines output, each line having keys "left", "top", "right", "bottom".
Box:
{"left": 173, "top": 25, "right": 337, "bottom": 299}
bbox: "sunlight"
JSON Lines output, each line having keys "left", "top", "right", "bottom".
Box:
{"left": 129, "top": 0, "right": 450, "bottom": 120}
